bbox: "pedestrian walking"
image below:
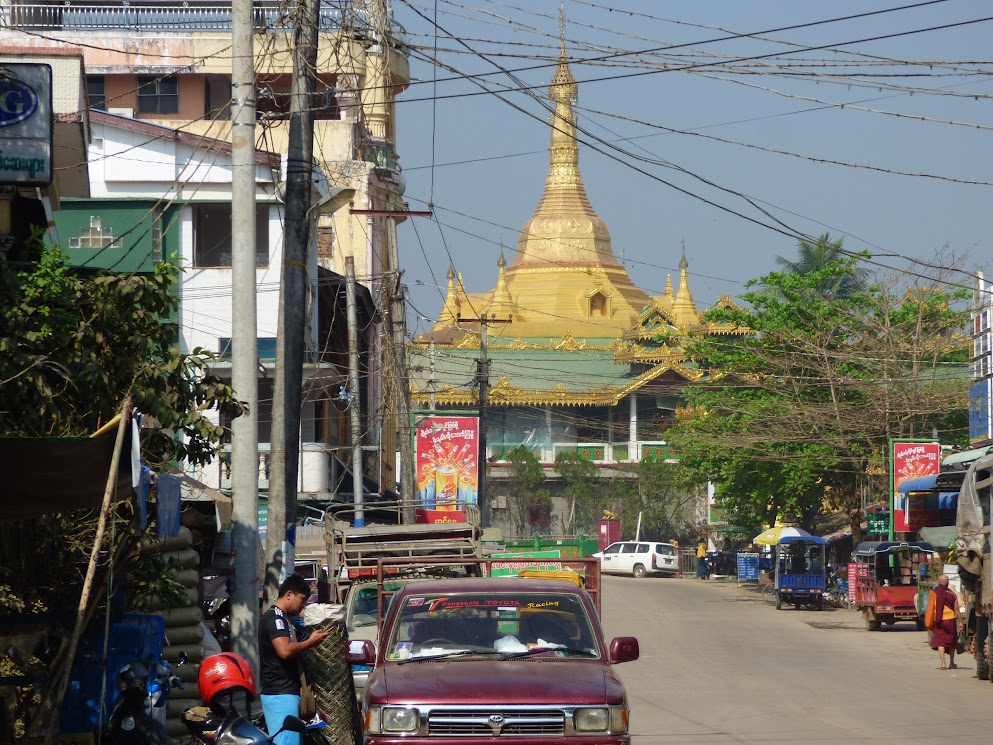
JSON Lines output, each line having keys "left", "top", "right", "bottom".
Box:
{"left": 696, "top": 540, "right": 708, "bottom": 579}
{"left": 259, "top": 574, "right": 332, "bottom": 745}
{"left": 925, "top": 574, "right": 962, "bottom": 670}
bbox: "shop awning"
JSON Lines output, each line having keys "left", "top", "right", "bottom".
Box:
{"left": 897, "top": 474, "right": 938, "bottom": 493}
{"left": 939, "top": 492, "right": 958, "bottom": 509}
{"left": 822, "top": 529, "right": 851, "bottom": 543}
{"left": 943, "top": 445, "right": 993, "bottom": 466}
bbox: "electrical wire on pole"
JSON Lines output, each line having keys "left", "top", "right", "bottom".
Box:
{"left": 265, "top": 0, "right": 320, "bottom": 606}
{"left": 229, "top": 0, "right": 260, "bottom": 674}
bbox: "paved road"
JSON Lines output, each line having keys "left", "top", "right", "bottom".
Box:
{"left": 600, "top": 575, "right": 988, "bottom": 744}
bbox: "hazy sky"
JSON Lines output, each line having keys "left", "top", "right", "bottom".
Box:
{"left": 391, "top": 1, "right": 993, "bottom": 336}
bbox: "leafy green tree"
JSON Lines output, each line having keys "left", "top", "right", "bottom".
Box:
{"left": 634, "top": 457, "right": 707, "bottom": 539}
{"left": 0, "top": 241, "right": 246, "bottom": 467}
{"left": 553, "top": 450, "right": 599, "bottom": 534}
{"left": 668, "top": 254, "right": 968, "bottom": 543}
{"left": 504, "top": 445, "right": 551, "bottom": 535}
{"left": 775, "top": 233, "right": 867, "bottom": 299}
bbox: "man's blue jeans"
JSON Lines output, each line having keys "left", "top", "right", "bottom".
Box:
{"left": 261, "top": 693, "right": 302, "bottom": 745}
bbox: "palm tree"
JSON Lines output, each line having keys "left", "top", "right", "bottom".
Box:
{"left": 776, "top": 233, "right": 867, "bottom": 299}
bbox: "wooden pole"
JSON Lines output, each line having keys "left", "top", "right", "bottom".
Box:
{"left": 39, "top": 397, "right": 131, "bottom": 745}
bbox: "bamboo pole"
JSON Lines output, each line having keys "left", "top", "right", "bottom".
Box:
{"left": 36, "top": 397, "right": 132, "bottom": 745}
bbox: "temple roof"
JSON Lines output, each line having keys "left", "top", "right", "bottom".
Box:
{"left": 408, "top": 343, "right": 701, "bottom": 407}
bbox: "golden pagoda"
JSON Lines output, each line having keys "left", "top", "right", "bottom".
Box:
{"left": 407, "top": 22, "right": 744, "bottom": 528}
{"left": 422, "top": 33, "right": 652, "bottom": 342}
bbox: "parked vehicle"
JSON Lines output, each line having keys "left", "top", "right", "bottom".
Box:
{"left": 704, "top": 550, "right": 734, "bottom": 577}
{"left": 108, "top": 653, "right": 186, "bottom": 745}
{"left": 953, "top": 453, "right": 993, "bottom": 679}
{"left": 183, "top": 652, "right": 323, "bottom": 745}
{"left": 350, "top": 568, "right": 638, "bottom": 745}
{"left": 774, "top": 536, "right": 827, "bottom": 610}
{"left": 853, "top": 541, "right": 935, "bottom": 630}
{"left": 825, "top": 569, "right": 852, "bottom": 609}
{"left": 317, "top": 502, "right": 482, "bottom": 602}
{"left": 593, "top": 541, "right": 679, "bottom": 578}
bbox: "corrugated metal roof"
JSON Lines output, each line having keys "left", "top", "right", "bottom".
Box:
{"left": 408, "top": 347, "right": 639, "bottom": 393}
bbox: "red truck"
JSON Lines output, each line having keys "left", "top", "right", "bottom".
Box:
{"left": 349, "top": 575, "right": 638, "bottom": 745}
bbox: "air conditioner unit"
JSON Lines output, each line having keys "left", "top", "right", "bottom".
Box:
{"left": 492, "top": 495, "right": 508, "bottom": 510}
{"left": 107, "top": 107, "right": 134, "bottom": 118}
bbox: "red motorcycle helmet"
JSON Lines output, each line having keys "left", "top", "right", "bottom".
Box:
{"left": 198, "top": 653, "right": 257, "bottom": 709}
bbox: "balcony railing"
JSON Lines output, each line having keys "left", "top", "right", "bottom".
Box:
{"left": 2, "top": 1, "right": 353, "bottom": 32}
{"left": 208, "top": 442, "right": 332, "bottom": 493}
{"left": 488, "top": 441, "right": 675, "bottom": 466}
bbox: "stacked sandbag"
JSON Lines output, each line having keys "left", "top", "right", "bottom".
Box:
{"left": 135, "top": 527, "right": 205, "bottom": 737}
{"left": 301, "top": 608, "right": 361, "bottom": 745}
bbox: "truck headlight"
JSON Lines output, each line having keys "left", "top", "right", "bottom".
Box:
{"left": 574, "top": 708, "right": 609, "bottom": 732}
{"left": 609, "top": 705, "right": 629, "bottom": 734}
{"left": 382, "top": 707, "right": 419, "bottom": 733}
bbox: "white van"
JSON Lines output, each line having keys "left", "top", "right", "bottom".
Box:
{"left": 594, "top": 541, "right": 679, "bottom": 578}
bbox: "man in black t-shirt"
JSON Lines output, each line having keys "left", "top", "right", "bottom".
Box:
{"left": 259, "top": 574, "right": 331, "bottom": 745}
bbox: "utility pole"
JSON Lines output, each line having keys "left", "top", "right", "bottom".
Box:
{"left": 229, "top": 0, "right": 260, "bottom": 672}
{"left": 386, "top": 217, "right": 416, "bottom": 523}
{"left": 477, "top": 314, "right": 490, "bottom": 528}
{"left": 346, "top": 256, "right": 365, "bottom": 527}
{"left": 265, "top": 0, "right": 319, "bottom": 606}
{"left": 350, "top": 207, "right": 430, "bottom": 525}
{"left": 457, "top": 313, "right": 493, "bottom": 528}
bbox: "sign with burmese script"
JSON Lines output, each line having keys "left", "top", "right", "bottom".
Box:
{"left": 0, "top": 64, "right": 52, "bottom": 185}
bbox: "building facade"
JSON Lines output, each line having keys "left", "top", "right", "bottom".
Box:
{"left": 0, "top": 0, "right": 409, "bottom": 497}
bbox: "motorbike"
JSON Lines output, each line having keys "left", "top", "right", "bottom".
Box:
{"left": 204, "top": 598, "right": 232, "bottom": 652}
{"left": 704, "top": 551, "right": 734, "bottom": 577}
{"left": 825, "top": 569, "right": 850, "bottom": 608}
{"left": 108, "top": 653, "right": 187, "bottom": 745}
{"left": 183, "top": 708, "right": 326, "bottom": 745}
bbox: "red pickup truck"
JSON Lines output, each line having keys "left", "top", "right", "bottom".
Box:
{"left": 349, "top": 576, "right": 639, "bottom": 745}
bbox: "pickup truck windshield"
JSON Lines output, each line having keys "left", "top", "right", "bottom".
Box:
{"left": 384, "top": 592, "right": 600, "bottom": 661}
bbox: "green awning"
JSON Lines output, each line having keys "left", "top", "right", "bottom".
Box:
{"left": 942, "top": 446, "right": 993, "bottom": 466}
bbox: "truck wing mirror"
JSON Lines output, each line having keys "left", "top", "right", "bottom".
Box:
{"left": 348, "top": 639, "right": 376, "bottom": 665}
{"left": 608, "top": 637, "right": 639, "bottom": 664}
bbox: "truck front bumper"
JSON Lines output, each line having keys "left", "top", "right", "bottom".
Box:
{"left": 367, "top": 737, "right": 631, "bottom": 745}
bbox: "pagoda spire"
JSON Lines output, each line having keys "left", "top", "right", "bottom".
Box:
{"left": 672, "top": 250, "right": 700, "bottom": 329}
{"left": 488, "top": 251, "right": 514, "bottom": 320}
{"left": 456, "top": 272, "right": 468, "bottom": 311}
{"left": 510, "top": 11, "right": 622, "bottom": 270}
{"left": 664, "top": 273, "right": 673, "bottom": 297}
{"left": 439, "top": 265, "right": 460, "bottom": 325}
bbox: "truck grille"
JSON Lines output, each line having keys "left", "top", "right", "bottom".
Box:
{"left": 427, "top": 709, "right": 566, "bottom": 737}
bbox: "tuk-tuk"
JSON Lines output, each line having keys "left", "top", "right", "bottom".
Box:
{"left": 853, "top": 541, "right": 935, "bottom": 631}
{"left": 775, "top": 536, "right": 827, "bottom": 610}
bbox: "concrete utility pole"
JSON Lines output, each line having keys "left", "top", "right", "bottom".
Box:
{"left": 346, "top": 256, "right": 365, "bottom": 527}
{"left": 387, "top": 217, "right": 416, "bottom": 523}
{"left": 350, "top": 208, "right": 430, "bottom": 524}
{"left": 477, "top": 314, "right": 490, "bottom": 528}
{"left": 229, "top": 0, "right": 260, "bottom": 672}
{"left": 265, "top": 0, "right": 319, "bottom": 606}
{"left": 458, "top": 313, "right": 493, "bottom": 528}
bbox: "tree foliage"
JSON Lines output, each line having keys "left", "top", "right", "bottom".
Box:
{"left": 504, "top": 446, "right": 552, "bottom": 535}
{"left": 668, "top": 254, "right": 969, "bottom": 540}
{"left": 0, "top": 239, "right": 247, "bottom": 467}
{"left": 774, "top": 233, "right": 867, "bottom": 299}
{"left": 553, "top": 450, "right": 599, "bottom": 533}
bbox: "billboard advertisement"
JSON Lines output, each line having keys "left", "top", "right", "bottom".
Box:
{"left": 970, "top": 379, "right": 992, "bottom": 445}
{"left": 891, "top": 440, "right": 941, "bottom": 534}
{"left": 0, "top": 64, "right": 52, "bottom": 185}
{"left": 414, "top": 414, "right": 479, "bottom": 523}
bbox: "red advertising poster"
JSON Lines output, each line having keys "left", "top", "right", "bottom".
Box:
{"left": 891, "top": 441, "right": 940, "bottom": 533}
{"left": 414, "top": 415, "right": 480, "bottom": 523}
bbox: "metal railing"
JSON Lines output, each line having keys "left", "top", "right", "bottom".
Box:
{"left": 487, "top": 440, "right": 674, "bottom": 465}
{"left": 1, "top": 1, "right": 356, "bottom": 32}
